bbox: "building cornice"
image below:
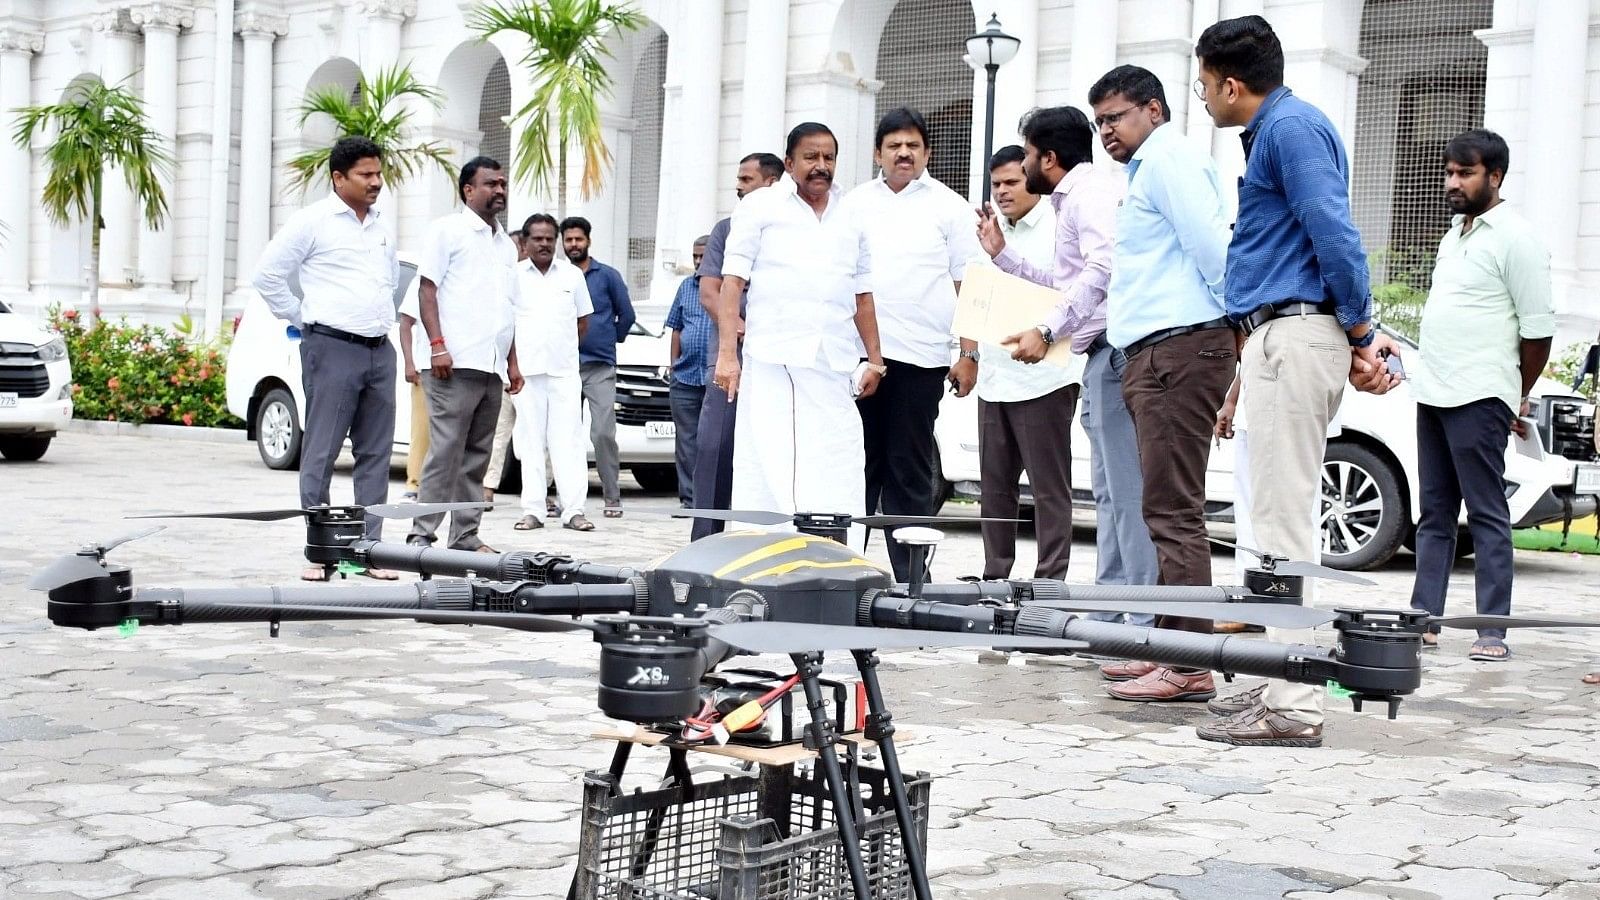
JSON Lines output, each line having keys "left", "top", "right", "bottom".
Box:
{"left": 787, "top": 69, "right": 883, "bottom": 94}
{"left": 130, "top": 3, "right": 195, "bottom": 32}
{"left": 236, "top": 6, "right": 290, "bottom": 38}
{"left": 353, "top": 0, "right": 417, "bottom": 22}
{"left": 0, "top": 25, "right": 44, "bottom": 54}
{"left": 93, "top": 8, "right": 140, "bottom": 36}
{"left": 1473, "top": 25, "right": 1532, "bottom": 48}
{"left": 1117, "top": 38, "right": 1194, "bottom": 58}
{"left": 1285, "top": 46, "right": 1369, "bottom": 76}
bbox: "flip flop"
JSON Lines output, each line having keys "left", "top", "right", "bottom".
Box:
{"left": 358, "top": 567, "right": 400, "bottom": 581}
{"left": 564, "top": 514, "right": 596, "bottom": 532}
{"left": 300, "top": 565, "right": 330, "bottom": 582}
{"left": 1421, "top": 633, "right": 1439, "bottom": 651}
{"left": 603, "top": 500, "right": 623, "bottom": 519}
{"left": 1468, "top": 637, "right": 1511, "bottom": 661}
{"left": 1583, "top": 673, "right": 1600, "bottom": 685}
{"left": 514, "top": 515, "right": 543, "bottom": 531}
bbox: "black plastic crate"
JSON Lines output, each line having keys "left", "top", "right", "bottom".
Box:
{"left": 575, "top": 760, "right": 931, "bottom": 899}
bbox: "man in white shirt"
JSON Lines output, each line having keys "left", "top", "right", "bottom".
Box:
{"left": 844, "top": 107, "right": 980, "bottom": 580}
{"left": 510, "top": 213, "right": 595, "bottom": 532}
{"left": 712, "top": 122, "right": 885, "bottom": 539}
{"left": 252, "top": 136, "right": 400, "bottom": 581}
{"left": 952, "top": 145, "right": 1081, "bottom": 580}
{"left": 407, "top": 157, "right": 523, "bottom": 552}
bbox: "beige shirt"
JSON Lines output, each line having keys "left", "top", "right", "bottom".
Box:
{"left": 1410, "top": 204, "right": 1555, "bottom": 413}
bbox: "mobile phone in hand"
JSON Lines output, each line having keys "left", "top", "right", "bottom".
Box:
{"left": 1381, "top": 351, "right": 1405, "bottom": 379}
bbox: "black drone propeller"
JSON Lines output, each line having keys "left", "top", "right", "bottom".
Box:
{"left": 653, "top": 508, "right": 1024, "bottom": 528}
{"left": 193, "top": 603, "right": 1087, "bottom": 654}
{"left": 27, "top": 526, "right": 165, "bottom": 592}
{"left": 1026, "top": 599, "right": 1338, "bottom": 630}
{"left": 1208, "top": 537, "right": 1377, "bottom": 586}
{"left": 128, "top": 501, "right": 493, "bottom": 523}
{"left": 1028, "top": 598, "right": 1600, "bottom": 634}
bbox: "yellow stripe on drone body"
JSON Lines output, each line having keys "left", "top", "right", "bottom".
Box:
{"left": 711, "top": 536, "right": 827, "bottom": 578}
{"left": 742, "top": 557, "right": 886, "bottom": 581}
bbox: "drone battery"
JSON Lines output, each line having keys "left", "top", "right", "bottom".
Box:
{"left": 699, "top": 668, "right": 865, "bottom": 746}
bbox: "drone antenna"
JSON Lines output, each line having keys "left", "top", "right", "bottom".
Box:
{"left": 895, "top": 527, "right": 944, "bottom": 600}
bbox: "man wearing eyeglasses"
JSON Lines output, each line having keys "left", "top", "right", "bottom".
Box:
{"left": 1191, "top": 15, "right": 1398, "bottom": 747}
{"left": 1087, "top": 65, "right": 1235, "bottom": 706}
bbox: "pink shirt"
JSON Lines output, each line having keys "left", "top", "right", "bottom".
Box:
{"left": 992, "top": 163, "right": 1124, "bottom": 354}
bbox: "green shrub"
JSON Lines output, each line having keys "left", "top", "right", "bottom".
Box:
{"left": 1544, "top": 341, "right": 1600, "bottom": 404}
{"left": 1372, "top": 281, "right": 1426, "bottom": 344}
{"left": 48, "top": 307, "right": 243, "bottom": 428}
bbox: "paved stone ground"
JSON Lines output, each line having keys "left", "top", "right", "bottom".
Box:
{"left": 3, "top": 433, "right": 1599, "bottom": 899}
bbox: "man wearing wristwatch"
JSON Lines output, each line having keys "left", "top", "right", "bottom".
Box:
{"left": 1193, "top": 16, "right": 1398, "bottom": 747}
{"left": 711, "top": 123, "right": 884, "bottom": 544}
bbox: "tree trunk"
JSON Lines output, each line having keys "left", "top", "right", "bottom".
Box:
{"left": 557, "top": 139, "right": 568, "bottom": 221}
{"left": 88, "top": 178, "right": 103, "bottom": 328}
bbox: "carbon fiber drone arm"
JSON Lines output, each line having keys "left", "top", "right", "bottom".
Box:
{"left": 353, "top": 541, "right": 638, "bottom": 585}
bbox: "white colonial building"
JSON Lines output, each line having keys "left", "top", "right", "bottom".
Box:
{"left": 0, "top": 0, "right": 1595, "bottom": 345}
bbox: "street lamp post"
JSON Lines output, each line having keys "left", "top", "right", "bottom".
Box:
{"left": 965, "top": 13, "right": 1021, "bottom": 203}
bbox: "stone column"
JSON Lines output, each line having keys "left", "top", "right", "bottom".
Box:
{"left": 131, "top": 3, "right": 193, "bottom": 293}
{"left": 738, "top": 0, "right": 788, "bottom": 154}
{"left": 674, "top": 1, "right": 721, "bottom": 257}
{"left": 1068, "top": 0, "right": 1116, "bottom": 163}
{"left": 353, "top": 0, "right": 414, "bottom": 243}
{"left": 1524, "top": 0, "right": 1588, "bottom": 319}
{"left": 234, "top": 8, "right": 289, "bottom": 289}
{"left": 0, "top": 26, "right": 42, "bottom": 300}
{"left": 95, "top": 9, "right": 140, "bottom": 287}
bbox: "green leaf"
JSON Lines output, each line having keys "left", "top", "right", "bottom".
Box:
{"left": 287, "top": 62, "right": 455, "bottom": 195}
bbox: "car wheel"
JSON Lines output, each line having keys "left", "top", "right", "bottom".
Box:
{"left": 0, "top": 434, "right": 51, "bottom": 461}
{"left": 1320, "top": 442, "right": 1406, "bottom": 571}
{"left": 630, "top": 464, "right": 679, "bottom": 495}
{"left": 255, "top": 387, "right": 301, "bottom": 470}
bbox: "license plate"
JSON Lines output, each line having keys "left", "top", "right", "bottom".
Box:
{"left": 644, "top": 421, "right": 675, "bottom": 439}
{"left": 1577, "top": 464, "right": 1600, "bottom": 494}
{"left": 0, "top": 393, "right": 16, "bottom": 408}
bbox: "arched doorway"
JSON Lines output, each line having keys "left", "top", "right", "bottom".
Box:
{"left": 873, "top": 0, "right": 976, "bottom": 196}
{"left": 1352, "top": 0, "right": 1493, "bottom": 301}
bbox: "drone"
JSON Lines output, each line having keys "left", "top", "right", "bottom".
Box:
{"left": 29, "top": 501, "right": 1600, "bottom": 900}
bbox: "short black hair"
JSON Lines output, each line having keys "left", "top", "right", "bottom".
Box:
{"left": 457, "top": 156, "right": 502, "bottom": 202}
{"left": 522, "top": 212, "right": 558, "bottom": 236}
{"left": 988, "top": 144, "right": 1026, "bottom": 171}
{"left": 741, "top": 152, "right": 784, "bottom": 181}
{"left": 1017, "top": 106, "right": 1094, "bottom": 172}
{"left": 559, "top": 216, "right": 591, "bottom": 237}
{"left": 874, "top": 106, "right": 930, "bottom": 149}
{"left": 785, "top": 122, "right": 837, "bottom": 158}
{"left": 693, "top": 234, "right": 711, "bottom": 247}
{"left": 329, "top": 136, "right": 382, "bottom": 177}
{"left": 1444, "top": 129, "right": 1511, "bottom": 181}
{"left": 1195, "top": 15, "right": 1285, "bottom": 95}
{"left": 1087, "top": 66, "right": 1171, "bottom": 122}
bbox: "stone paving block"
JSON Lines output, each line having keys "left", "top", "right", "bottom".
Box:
{"left": 378, "top": 874, "right": 498, "bottom": 900}
{"left": 1216, "top": 836, "right": 1405, "bottom": 881}
{"left": 253, "top": 850, "right": 456, "bottom": 899}
{"left": 0, "top": 821, "right": 130, "bottom": 865}
{"left": 1069, "top": 885, "right": 1184, "bottom": 900}
{"left": 104, "top": 846, "right": 228, "bottom": 879}
{"left": 171, "top": 821, "right": 359, "bottom": 869}
{"left": 1329, "top": 863, "right": 1549, "bottom": 899}
{"left": 1416, "top": 827, "right": 1600, "bottom": 884}
{"left": 1150, "top": 858, "right": 1351, "bottom": 899}
{"left": 146, "top": 799, "right": 272, "bottom": 829}
{"left": 77, "top": 812, "right": 193, "bottom": 843}
{"left": 7, "top": 859, "right": 144, "bottom": 899}
{"left": 934, "top": 853, "right": 1122, "bottom": 895}
{"left": 1118, "top": 764, "right": 1270, "bottom": 798}
{"left": 130, "top": 873, "right": 267, "bottom": 900}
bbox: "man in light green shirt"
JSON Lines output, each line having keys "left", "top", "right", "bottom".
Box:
{"left": 1409, "top": 129, "right": 1555, "bottom": 663}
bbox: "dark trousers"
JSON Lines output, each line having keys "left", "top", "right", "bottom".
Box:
{"left": 1410, "top": 398, "right": 1514, "bottom": 639}
{"left": 298, "top": 330, "right": 396, "bottom": 540}
{"left": 669, "top": 381, "right": 706, "bottom": 506}
{"left": 979, "top": 385, "right": 1079, "bottom": 580}
{"left": 691, "top": 379, "right": 737, "bottom": 539}
{"left": 1121, "top": 327, "right": 1235, "bottom": 634}
{"left": 859, "top": 359, "right": 947, "bottom": 581}
{"left": 408, "top": 368, "right": 503, "bottom": 550}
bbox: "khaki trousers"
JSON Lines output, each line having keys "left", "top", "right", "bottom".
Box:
{"left": 1243, "top": 313, "right": 1349, "bottom": 726}
{"left": 405, "top": 381, "right": 430, "bottom": 492}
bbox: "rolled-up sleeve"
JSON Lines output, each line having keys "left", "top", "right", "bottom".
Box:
{"left": 721, "top": 197, "right": 762, "bottom": 282}
{"left": 1506, "top": 229, "right": 1556, "bottom": 339}
{"left": 251, "top": 210, "right": 313, "bottom": 327}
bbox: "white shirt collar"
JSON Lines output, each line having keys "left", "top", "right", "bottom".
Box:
{"left": 323, "top": 191, "right": 379, "bottom": 222}
{"left": 460, "top": 207, "right": 503, "bottom": 235}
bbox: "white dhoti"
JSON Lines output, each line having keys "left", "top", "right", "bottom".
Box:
{"left": 512, "top": 373, "right": 588, "bottom": 523}
{"left": 732, "top": 358, "right": 865, "bottom": 542}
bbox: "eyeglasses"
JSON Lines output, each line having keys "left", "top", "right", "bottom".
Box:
{"left": 1193, "top": 79, "right": 1208, "bottom": 100}
{"left": 1093, "top": 104, "right": 1142, "bottom": 129}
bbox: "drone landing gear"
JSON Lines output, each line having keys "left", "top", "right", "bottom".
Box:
{"left": 849, "top": 649, "right": 933, "bottom": 900}
{"left": 790, "top": 651, "right": 875, "bottom": 899}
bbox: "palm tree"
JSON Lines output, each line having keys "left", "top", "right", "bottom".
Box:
{"left": 12, "top": 78, "right": 173, "bottom": 325}
{"left": 470, "top": 0, "right": 644, "bottom": 217}
{"left": 285, "top": 63, "right": 454, "bottom": 196}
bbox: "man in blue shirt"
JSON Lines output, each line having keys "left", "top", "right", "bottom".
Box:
{"left": 1192, "top": 15, "right": 1399, "bottom": 748}
{"left": 563, "top": 216, "right": 637, "bottom": 518}
{"left": 1088, "top": 65, "right": 1235, "bottom": 706}
{"left": 665, "top": 236, "right": 712, "bottom": 507}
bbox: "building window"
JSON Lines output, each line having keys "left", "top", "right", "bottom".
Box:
{"left": 1353, "top": 0, "right": 1493, "bottom": 294}
{"left": 627, "top": 31, "right": 669, "bottom": 301}
{"left": 874, "top": 0, "right": 975, "bottom": 197}
{"left": 478, "top": 58, "right": 512, "bottom": 229}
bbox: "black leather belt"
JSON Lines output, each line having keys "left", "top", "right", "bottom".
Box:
{"left": 1086, "top": 333, "right": 1111, "bottom": 355}
{"left": 1235, "top": 300, "right": 1337, "bottom": 336}
{"left": 307, "top": 323, "right": 389, "bottom": 348}
{"left": 1123, "top": 316, "right": 1232, "bottom": 357}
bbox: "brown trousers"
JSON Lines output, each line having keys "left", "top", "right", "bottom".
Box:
{"left": 978, "top": 384, "right": 1080, "bottom": 580}
{"left": 1121, "top": 326, "right": 1236, "bottom": 634}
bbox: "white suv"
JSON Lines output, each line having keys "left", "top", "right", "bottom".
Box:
{"left": 224, "top": 260, "right": 679, "bottom": 491}
{"left": 0, "top": 298, "right": 73, "bottom": 461}
{"left": 935, "top": 330, "right": 1600, "bottom": 570}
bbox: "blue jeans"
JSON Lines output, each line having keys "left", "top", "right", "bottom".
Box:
{"left": 1079, "top": 343, "right": 1158, "bottom": 625}
{"left": 669, "top": 381, "right": 706, "bottom": 506}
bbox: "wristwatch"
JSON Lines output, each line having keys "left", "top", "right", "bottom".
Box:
{"left": 1036, "top": 325, "right": 1056, "bottom": 345}
{"left": 959, "top": 349, "right": 980, "bottom": 362}
{"left": 1348, "top": 324, "right": 1377, "bottom": 349}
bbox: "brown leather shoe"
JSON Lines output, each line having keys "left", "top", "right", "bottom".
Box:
{"left": 1105, "top": 667, "right": 1216, "bottom": 703}
{"left": 1099, "top": 659, "right": 1159, "bottom": 682}
{"left": 1196, "top": 706, "right": 1323, "bottom": 747}
{"left": 1206, "top": 682, "right": 1266, "bottom": 716}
